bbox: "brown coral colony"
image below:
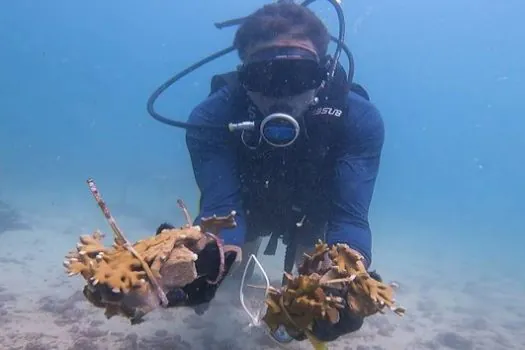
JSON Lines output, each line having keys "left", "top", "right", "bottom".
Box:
{"left": 262, "top": 241, "right": 406, "bottom": 335}
{"left": 63, "top": 178, "right": 237, "bottom": 324}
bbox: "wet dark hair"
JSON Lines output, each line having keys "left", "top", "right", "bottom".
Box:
{"left": 233, "top": 2, "right": 330, "bottom": 61}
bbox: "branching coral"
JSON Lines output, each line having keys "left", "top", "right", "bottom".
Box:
{"left": 262, "top": 241, "right": 405, "bottom": 340}
{"left": 63, "top": 178, "right": 238, "bottom": 324}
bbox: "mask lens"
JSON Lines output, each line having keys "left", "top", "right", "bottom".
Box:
{"left": 240, "top": 59, "right": 325, "bottom": 97}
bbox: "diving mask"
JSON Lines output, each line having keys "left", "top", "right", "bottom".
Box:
{"left": 238, "top": 55, "right": 327, "bottom": 98}
{"left": 237, "top": 52, "right": 327, "bottom": 148}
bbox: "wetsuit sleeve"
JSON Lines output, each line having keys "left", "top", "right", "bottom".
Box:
{"left": 326, "top": 104, "right": 385, "bottom": 268}
{"left": 184, "top": 90, "right": 246, "bottom": 246}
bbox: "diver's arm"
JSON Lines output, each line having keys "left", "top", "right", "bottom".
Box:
{"left": 326, "top": 103, "right": 385, "bottom": 268}
{"left": 184, "top": 91, "right": 247, "bottom": 246}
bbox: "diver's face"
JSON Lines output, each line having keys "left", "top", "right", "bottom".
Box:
{"left": 247, "top": 89, "right": 317, "bottom": 116}
{"left": 242, "top": 38, "right": 323, "bottom": 117}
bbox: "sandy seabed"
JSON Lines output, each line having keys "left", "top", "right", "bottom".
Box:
{"left": 0, "top": 210, "right": 523, "bottom": 350}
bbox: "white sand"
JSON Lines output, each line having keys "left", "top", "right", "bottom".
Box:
{"left": 0, "top": 212, "right": 523, "bottom": 350}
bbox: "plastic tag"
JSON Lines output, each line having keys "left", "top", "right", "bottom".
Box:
{"left": 239, "top": 254, "right": 270, "bottom": 327}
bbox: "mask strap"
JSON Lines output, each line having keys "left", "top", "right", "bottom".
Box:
{"left": 245, "top": 46, "right": 319, "bottom": 63}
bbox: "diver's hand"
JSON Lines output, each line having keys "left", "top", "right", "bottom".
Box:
{"left": 310, "top": 286, "right": 365, "bottom": 341}
{"left": 286, "top": 270, "right": 384, "bottom": 342}
{"left": 309, "top": 270, "right": 383, "bottom": 341}
{"left": 156, "top": 222, "right": 240, "bottom": 314}
{"left": 281, "top": 285, "right": 365, "bottom": 343}
{"left": 181, "top": 240, "right": 239, "bottom": 305}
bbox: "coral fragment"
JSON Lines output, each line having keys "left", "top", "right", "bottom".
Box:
{"left": 262, "top": 241, "right": 406, "bottom": 340}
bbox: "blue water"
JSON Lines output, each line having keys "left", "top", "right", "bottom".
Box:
{"left": 1, "top": 0, "right": 524, "bottom": 349}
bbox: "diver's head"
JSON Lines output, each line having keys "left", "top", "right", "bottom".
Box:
{"left": 234, "top": 2, "right": 330, "bottom": 118}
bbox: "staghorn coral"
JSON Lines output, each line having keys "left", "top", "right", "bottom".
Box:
{"left": 262, "top": 240, "right": 405, "bottom": 344}
{"left": 63, "top": 178, "right": 240, "bottom": 324}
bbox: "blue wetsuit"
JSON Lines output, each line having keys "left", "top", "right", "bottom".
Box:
{"left": 185, "top": 82, "right": 384, "bottom": 268}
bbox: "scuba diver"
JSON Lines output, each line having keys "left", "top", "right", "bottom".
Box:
{"left": 148, "top": 0, "right": 385, "bottom": 344}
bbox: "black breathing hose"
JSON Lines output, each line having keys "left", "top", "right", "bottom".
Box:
{"left": 146, "top": 46, "right": 235, "bottom": 130}
{"left": 146, "top": 0, "right": 349, "bottom": 131}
